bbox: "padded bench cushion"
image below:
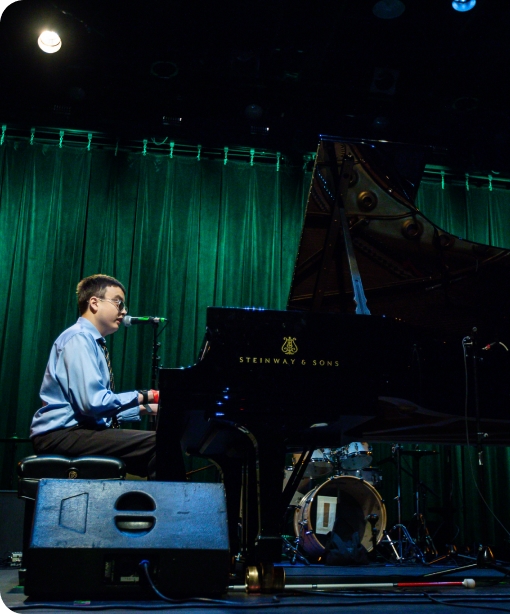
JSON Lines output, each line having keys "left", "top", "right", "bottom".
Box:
{"left": 18, "top": 455, "right": 126, "bottom": 500}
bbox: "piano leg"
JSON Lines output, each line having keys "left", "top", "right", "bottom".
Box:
{"left": 210, "top": 434, "right": 290, "bottom": 566}
{"left": 211, "top": 456, "right": 245, "bottom": 565}
{"left": 251, "top": 436, "right": 288, "bottom": 564}
{"left": 155, "top": 405, "right": 187, "bottom": 481}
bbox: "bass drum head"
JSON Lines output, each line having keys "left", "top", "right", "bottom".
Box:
{"left": 294, "top": 476, "right": 386, "bottom": 559}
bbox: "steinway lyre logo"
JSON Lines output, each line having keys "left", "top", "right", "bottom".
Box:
{"left": 281, "top": 336, "right": 298, "bottom": 356}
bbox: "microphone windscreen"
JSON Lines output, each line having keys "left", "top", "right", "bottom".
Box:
{"left": 123, "top": 316, "right": 133, "bottom": 327}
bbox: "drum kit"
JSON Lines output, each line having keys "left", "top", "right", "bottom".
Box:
{"left": 284, "top": 442, "right": 437, "bottom": 565}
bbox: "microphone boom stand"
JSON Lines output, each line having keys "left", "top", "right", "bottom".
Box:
{"left": 424, "top": 329, "right": 499, "bottom": 577}
{"left": 148, "top": 320, "right": 163, "bottom": 430}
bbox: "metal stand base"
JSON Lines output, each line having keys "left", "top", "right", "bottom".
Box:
{"left": 282, "top": 535, "right": 310, "bottom": 565}
{"left": 423, "top": 545, "right": 510, "bottom": 578}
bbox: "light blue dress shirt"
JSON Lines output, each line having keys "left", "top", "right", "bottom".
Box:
{"left": 30, "top": 317, "right": 140, "bottom": 437}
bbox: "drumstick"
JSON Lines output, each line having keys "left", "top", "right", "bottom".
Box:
{"left": 230, "top": 578, "right": 476, "bottom": 591}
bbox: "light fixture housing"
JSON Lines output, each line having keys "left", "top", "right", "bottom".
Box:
{"left": 372, "top": 0, "right": 405, "bottom": 19}
{"left": 452, "top": 0, "right": 476, "bottom": 12}
{"left": 37, "top": 30, "right": 62, "bottom": 53}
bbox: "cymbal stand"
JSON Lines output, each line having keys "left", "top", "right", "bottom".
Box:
{"left": 465, "top": 330, "right": 490, "bottom": 546}
{"left": 423, "top": 544, "right": 510, "bottom": 579}
{"left": 424, "top": 446, "right": 459, "bottom": 566}
{"left": 391, "top": 444, "right": 426, "bottom": 564}
{"left": 410, "top": 451, "right": 438, "bottom": 558}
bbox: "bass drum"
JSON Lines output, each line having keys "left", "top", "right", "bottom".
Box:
{"left": 339, "top": 467, "right": 381, "bottom": 487}
{"left": 294, "top": 476, "right": 386, "bottom": 558}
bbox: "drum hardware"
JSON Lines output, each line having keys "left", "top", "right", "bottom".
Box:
{"left": 381, "top": 529, "right": 401, "bottom": 562}
{"left": 366, "top": 519, "right": 415, "bottom": 564}
{"left": 281, "top": 513, "right": 310, "bottom": 565}
{"left": 337, "top": 441, "right": 373, "bottom": 471}
{"left": 424, "top": 543, "right": 460, "bottom": 567}
{"left": 381, "top": 443, "right": 439, "bottom": 563}
{"left": 404, "top": 447, "right": 439, "bottom": 559}
{"left": 384, "top": 443, "right": 425, "bottom": 563}
{"left": 293, "top": 475, "right": 387, "bottom": 560}
{"left": 293, "top": 449, "right": 334, "bottom": 479}
{"left": 423, "top": 544, "right": 510, "bottom": 580}
{"left": 390, "top": 523, "right": 426, "bottom": 564}
{"left": 337, "top": 466, "right": 381, "bottom": 486}
{"left": 412, "top": 512, "right": 438, "bottom": 559}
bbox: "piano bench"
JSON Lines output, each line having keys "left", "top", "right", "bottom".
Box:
{"left": 17, "top": 454, "right": 126, "bottom": 570}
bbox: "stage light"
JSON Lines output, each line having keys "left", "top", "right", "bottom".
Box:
{"left": 37, "top": 30, "right": 62, "bottom": 53}
{"left": 452, "top": 0, "right": 476, "bottom": 11}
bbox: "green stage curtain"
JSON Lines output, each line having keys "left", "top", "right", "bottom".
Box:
{"left": 0, "top": 140, "right": 308, "bottom": 486}
{"left": 2, "top": 138, "right": 510, "bottom": 552}
{"left": 416, "top": 179, "right": 510, "bottom": 249}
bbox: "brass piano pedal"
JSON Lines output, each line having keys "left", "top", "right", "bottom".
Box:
{"left": 245, "top": 563, "right": 285, "bottom": 593}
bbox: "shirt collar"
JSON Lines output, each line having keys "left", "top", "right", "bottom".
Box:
{"left": 77, "top": 316, "right": 106, "bottom": 344}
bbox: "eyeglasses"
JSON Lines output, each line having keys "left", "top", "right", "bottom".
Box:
{"left": 97, "top": 298, "right": 128, "bottom": 313}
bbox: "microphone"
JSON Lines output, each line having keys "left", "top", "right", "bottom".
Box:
{"left": 123, "top": 316, "right": 167, "bottom": 327}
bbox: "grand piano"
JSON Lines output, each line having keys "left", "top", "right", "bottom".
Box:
{"left": 157, "top": 138, "right": 510, "bottom": 576}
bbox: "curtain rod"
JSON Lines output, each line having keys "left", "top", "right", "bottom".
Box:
{"left": 0, "top": 124, "right": 302, "bottom": 168}
{"left": 423, "top": 164, "right": 510, "bottom": 189}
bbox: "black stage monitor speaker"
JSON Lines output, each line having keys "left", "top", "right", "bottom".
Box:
{"left": 25, "top": 479, "right": 230, "bottom": 599}
{"left": 0, "top": 490, "right": 24, "bottom": 557}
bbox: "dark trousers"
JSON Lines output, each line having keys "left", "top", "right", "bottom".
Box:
{"left": 32, "top": 425, "right": 156, "bottom": 479}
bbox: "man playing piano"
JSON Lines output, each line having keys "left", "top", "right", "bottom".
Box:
{"left": 30, "top": 274, "right": 158, "bottom": 478}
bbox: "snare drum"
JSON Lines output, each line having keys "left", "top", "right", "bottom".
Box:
{"left": 294, "top": 475, "right": 386, "bottom": 558}
{"left": 339, "top": 441, "right": 372, "bottom": 470}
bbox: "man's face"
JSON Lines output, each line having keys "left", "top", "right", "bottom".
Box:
{"left": 92, "top": 285, "right": 127, "bottom": 336}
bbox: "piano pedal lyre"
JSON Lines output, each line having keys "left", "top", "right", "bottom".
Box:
{"left": 245, "top": 563, "right": 285, "bottom": 593}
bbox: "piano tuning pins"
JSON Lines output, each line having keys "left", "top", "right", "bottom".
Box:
{"left": 437, "top": 233, "right": 455, "bottom": 249}
{"left": 401, "top": 219, "right": 424, "bottom": 241}
{"left": 357, "top": 190, "right": 378, "bottom": 212}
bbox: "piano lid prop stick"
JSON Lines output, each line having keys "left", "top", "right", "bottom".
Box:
{"left": 229, "top": 579, "right": 476, "bottom": 591}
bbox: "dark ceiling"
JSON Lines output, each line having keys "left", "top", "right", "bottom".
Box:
{"left": 0, "top": 0, "right": 509, "bottom": 170}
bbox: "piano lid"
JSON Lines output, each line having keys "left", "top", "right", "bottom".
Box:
{"left": 287, "top": 139, "right": 510, "bottom": 339}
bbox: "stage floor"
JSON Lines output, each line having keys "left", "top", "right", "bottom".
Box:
{"left": 2, "top": 561, "right": 510, "bottom": 614}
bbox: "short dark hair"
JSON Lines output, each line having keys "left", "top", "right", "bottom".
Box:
{"left": 76, "top": 274, "right": 126, "bottom": 315}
